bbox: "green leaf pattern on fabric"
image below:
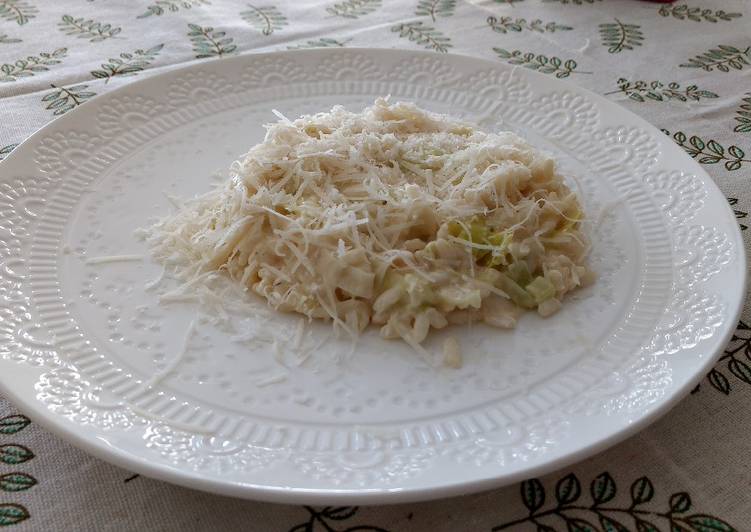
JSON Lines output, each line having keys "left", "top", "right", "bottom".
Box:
{"left": 487, "top": 16, "right": 572, "bottom": 34}
{"left": 0, "top": 48, "right": 67, "bottom": 82}
{"left": 0, "top": 416, "right": 29, "bottom": 436}
{"left": 727, "top": 198, "right": 748, "bottom": 231}
{"left": 0, "top": 504, "right": 29, "bottom": 527}
{"left": 0, "top": 1, "right": 36, "bottom": 25}
{"left": 287, "top": 37, "right": 350, "bottom": 49}
{"left": 326, "top": 0, "right": 381, "bottom": 18}
{"left": 542, "top": 0, "right": 601, "bottom": 4}
{"left": 41, "top": 83, "right": 96, "bottom": 116}
{"left": 0, "top": 34, "right": 22, "bottom": 44}
{"left": 240, "top": 5, "right": 288, "bottom": 35}
{"left": 662, "top": 129, "right": 750, "bottom": 171}
{"left": 138, "top": 0, "right": 210, "bottom": 18}
{"left": 0, "top": 412, "right": 35, "bottom": 526}
{"left": 187, "top": 23, "right": 236, "bottom": 58}
{"left": 599, "top": 19, "right": 644, "bottom": 53}
{"left": 658, "top": 5, "right": 742, "bottom": 23}
{"left": 0, "top": 473, "right": 36, "bottom": 492}
{"left": 708, "top": 368, "right": 731, "bottom": 394}
{"left": 608, "top": 79, "right": 718, "bottom": 103}
{"left": 415, "top": 0, "right": 455, "bottom": 22}
{"left": 493, "top": 47, "right": 588, "bottom": 78}
{"left": 0, "top": 444, "right": 34, "bottom": 465}
{"left": 590, "top": 472, "right": 617, "bottom": 505}
{"left": 521, "top": 478, "right": 545, "bottom": 513}
{"left": 697, "top": 322, "right": 751, "bottom": 394}
{"left": 58, "top": 14, "right": 121, "bottom": 42}
{"left": 734, "top": 94, "right": 751, "bottom": 133}
{"left": 491, "top": 472, "right": 737, "bottom": 531}
{"left": 90, "top": 44, "right": 163, "bottom": 83}
{"left": 680, "top": 45, "right": 751, "bottom": 72}
{"left": 391, "top": 21, "right": 452, "bottom": 53}
{"left": 288, "top": 507, "right": 390, "bottom": 532}
{"left": 555, "top": 473, "right": 581, "bottom": 505}
{"left": 0, "top": 143, "right": 17, "bottom": 160}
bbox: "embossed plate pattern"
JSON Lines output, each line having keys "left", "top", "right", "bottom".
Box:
{"left": 0, "top": 49, "right": 745, "bottom": 504}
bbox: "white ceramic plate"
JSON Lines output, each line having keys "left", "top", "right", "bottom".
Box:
{"left": 0, "top": 49, "right": 745, "bottom": 504}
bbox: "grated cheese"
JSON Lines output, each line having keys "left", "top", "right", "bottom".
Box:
{"left": 255, "top": 373, "right": 288, "bottom": 387}
{"left": 140, "top": 99, "right": 592, "bottom": 357}
{"left": 85, "top": 254, "right": 143, "bottom": 265}
{"left": 146, "top": 319, "right": 196, "bottom": 387}
{"left": 443, "top": 336, "right": 463, "bottom": 369}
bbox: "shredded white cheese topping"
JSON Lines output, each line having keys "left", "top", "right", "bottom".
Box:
{"left": 85, "top": 254, "right": 143, "bottom": 265}
{"left": 140, "top": 98, "right": 593, "bottom": 351}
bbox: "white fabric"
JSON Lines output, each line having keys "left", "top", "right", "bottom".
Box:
{"left": 1, "top": 1, "right": 749, "bottom": 530}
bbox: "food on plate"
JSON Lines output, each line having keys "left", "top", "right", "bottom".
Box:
{"left": 141, "top": 98, "right": 593, "bottom": 353}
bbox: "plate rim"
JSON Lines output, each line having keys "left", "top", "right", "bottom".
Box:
{"left": 0, "top": 47, "right": 746, "bottom": 504}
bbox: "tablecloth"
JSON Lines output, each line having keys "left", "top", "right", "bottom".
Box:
{"left": 0, "top": 0, "right": 749, "bottom": 530}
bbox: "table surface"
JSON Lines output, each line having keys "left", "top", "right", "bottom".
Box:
{"left": 0, "top": 1, "right": 749, "bottom": 530}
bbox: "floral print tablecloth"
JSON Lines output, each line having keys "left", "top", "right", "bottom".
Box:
{"left": 0, "top": 0, "right": 749, "bottom": 530}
